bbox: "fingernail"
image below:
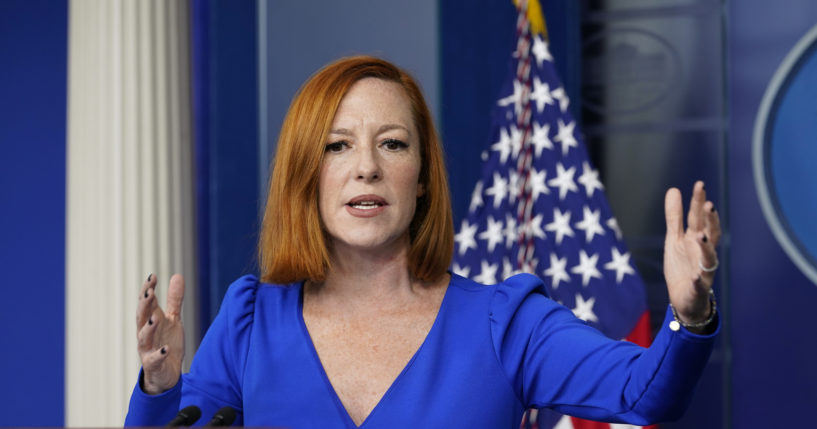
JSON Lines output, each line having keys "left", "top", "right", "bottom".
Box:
{"left": 703, "top": 234, "right": 708, "bottom": 243}
{"left": 711, "top": 206, "right": 716, "bottom": 212}
{"left": 144, "top": 290, "right": 148, "bottom": 298}
{"left": 147, "top": 273, "right": 152, "bottom": 282}
{"left": 148, "top": 318, "right": 153, "bottom": 326}
{"left": 160, "top": 347, "right": 167, "bottom": 355}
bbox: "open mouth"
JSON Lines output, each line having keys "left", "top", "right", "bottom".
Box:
{"left": 348, "top": 201, "right": 383, "bottom": 210}
{"left": 347, "top": 196, "right": 387, "bottom": 210}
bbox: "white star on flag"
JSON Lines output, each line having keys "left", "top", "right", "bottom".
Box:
{"left": 469, "top": 181, "right": 484, "bottom": 213}
{"left": 575, "top": 206, "right": 605, "bottom": 243}
{"left": 554, "top": 119, "right": 578, "bottom": 156}
{"left": 571, "top": 250, "right": 602, "bottom": 286}
{"left": 527, "top": 167, "right": 550, "bottom": 203}
{"left": 530, "top": 122, "right": 553, "bottom": 158}
{"left": 578, "top": 161, "right": 604, "bottom": 198}
{"left": 478, "top": 216, "right": 505, "bottom": 252}
{"left": 452, "top": 263, "right": 470, "bottom": 278}
{"left": 544, "top": 207, "right": 574, "bottom": 245}
{"left": 485, "top": 172, "right": 508, "bottom": 209}
{"left": 531, "top": 34, "right": 553, "bottom": 66}
{"left": 548, "top": 162, "right": 578, "bottom": 200}
{"left": 551, "top": 86, "right": 569, "bottom": 113}
{"left": 572, "top": 293, "right": 599, "bottom": 322}
{"left": 497, "top": 79, "right": 525, "bottom": 117}
{"left": 491, "top": 127, "right": 513, "bottom": 164}
{"left": 604, "top": 248, "right": 636, "bottom": 284}
{"left": 544, "top": 252, "right": 570, "bottom": 289}
{"left": 454, "top": 220, "right": 478, "bottom": 256}
{"left": 519, "top": 213, "right": 547, "bottom": 240}
{"left": 473, "top": 260, "right": 499, "bottom": 285}
{"left": 530, "top": 76, "right": 554, "bottom": 113}
{"left": 607, "top": 217, "right": 623, "bottom": 240}
{"left": 503, "top": 214, "right": 518, "bottom": 249}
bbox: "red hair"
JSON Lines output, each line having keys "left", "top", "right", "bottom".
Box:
{"left": 259, "top": 56, "right": 453, "bottom": 283}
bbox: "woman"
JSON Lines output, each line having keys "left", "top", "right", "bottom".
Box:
{"left": 127, "top": 56, "right": 720, "bottom": 427}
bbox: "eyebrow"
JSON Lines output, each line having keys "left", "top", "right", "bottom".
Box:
{"left": 329, "top": 124, "right": 412, "bottom": 137}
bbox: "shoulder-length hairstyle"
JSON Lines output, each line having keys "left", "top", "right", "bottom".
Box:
{"left": 259, "top": 56, "right": 454, "bottom": 284}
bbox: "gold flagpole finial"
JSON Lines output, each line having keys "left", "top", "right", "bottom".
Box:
{"left": 512, "top": 0, "right": 548, "bottom": 38}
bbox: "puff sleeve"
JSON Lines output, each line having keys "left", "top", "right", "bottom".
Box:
{"left": 125, "top": 275, "right": 259, "bottom": 427}
{"left": 491, "top": 273, "right": 718, "bottom": 425}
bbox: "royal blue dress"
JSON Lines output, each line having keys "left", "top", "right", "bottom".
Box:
{"left": 125, "top": 273, "right": 718, "bottom": 428}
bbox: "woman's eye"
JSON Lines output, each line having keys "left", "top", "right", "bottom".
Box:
{"left": 382, "top": 139, "right": 408, "bottom": 151}
{"left": 325, "top": 141, "right": 347, "bottom": 153}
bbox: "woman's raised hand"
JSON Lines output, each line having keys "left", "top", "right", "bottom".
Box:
{"left": 136, "top": 274, "right": 185, "bottom": 394}
{"left": 663, "top": 181, "right": 721, "bottom": 327}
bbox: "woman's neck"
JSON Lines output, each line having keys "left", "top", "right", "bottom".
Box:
{"left": 306, "top": 236, "right": 423, "bottom": 308}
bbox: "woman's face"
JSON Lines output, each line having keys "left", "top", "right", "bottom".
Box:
{"left": 318, "top": 77, "right": 424, "bottom": 255}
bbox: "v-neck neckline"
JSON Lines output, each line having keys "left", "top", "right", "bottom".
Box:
{"left": 296, "top": 276, "right": 453, "bottom": 428}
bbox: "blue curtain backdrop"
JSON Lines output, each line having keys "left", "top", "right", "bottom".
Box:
{"left": 192, "top": 0, "right": 260, "bottom": 329}
{"left": 0, "top": 0, "right": 67, "bottom": 426}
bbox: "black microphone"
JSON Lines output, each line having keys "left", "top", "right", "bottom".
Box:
{"left": 205, "top": 406, "right": 237, "bottom": 426}
{"left": 166, "top": 405, "right": 202, "bottom": 427}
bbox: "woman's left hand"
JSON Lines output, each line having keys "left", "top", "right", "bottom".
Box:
{"left": 663, "top": 181, "right": 721, "bottom": 326}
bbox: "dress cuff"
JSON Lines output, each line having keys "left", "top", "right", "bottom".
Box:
{"left": 124, "top": 368, "right": 182, "bottom": 426}
{"left": 662, "top": 304, "right": 721, "bottom": 340}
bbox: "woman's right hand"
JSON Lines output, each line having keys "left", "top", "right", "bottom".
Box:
{"left": 137, "top": 273, "right": 186, "bottom": 394}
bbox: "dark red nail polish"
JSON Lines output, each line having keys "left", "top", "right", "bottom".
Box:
{"left": 711, "top": 206, "right": 716, "bottom": 212}
{"left": 160, "top": 347, "right": 167, "bottom": 355}
{"left": 147, "top": 274, "right": 152, "bottom": 282}
{"left": 148, "top": 318, "right": 153, "bottom": 326}
{"left": 703, "top": 235, "right": 708, "bottom": 243}
{"left": 144, "top": 290, "right": 148, "bottom": 298}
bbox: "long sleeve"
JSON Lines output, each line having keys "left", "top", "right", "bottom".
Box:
{"left": 491, "top": 273, "right": 718, "bottom": 425}
{"left": 125, "top": 275, "right": 259, "bottom": 427}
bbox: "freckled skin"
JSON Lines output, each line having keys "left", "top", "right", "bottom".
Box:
{"left": 318, "top": 78, "right": 424, "bottom": 258}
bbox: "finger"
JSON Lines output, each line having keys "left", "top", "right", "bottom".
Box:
{"left": 664, "top": 187, "right": 684, "bottom": 239}
{"left": 696, "top": 232, "right": 718, "bottom": 281}
{"left": 139, "top": 273, "right": 156, "bottom": 299}
{"left": 137, "top": 308, "right": 161, "bottom": 353}
{"left": 136, "top": 274, "right": 158, "bottom": 330}
{"left": 142, "top": 344, "right": 170, "bottom": 372}
{"left": 166, "top": 274, "right": 185, "bottom": 319}
{"left": 704, "top": 201, "right": 722, "bottom": 246}
{"left": 687, "top": 181, "right": 706, "bottom": 232}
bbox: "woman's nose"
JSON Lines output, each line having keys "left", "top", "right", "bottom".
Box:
{"left": 355, "top": 146, "right": 382, "bottom": 182}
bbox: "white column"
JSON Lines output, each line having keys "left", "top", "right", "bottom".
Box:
{"left": 66, "top": 0, "right": 198, "bottom": 425}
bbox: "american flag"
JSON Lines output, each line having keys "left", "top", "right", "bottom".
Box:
{"left": 451, "top": 2, "right": 652, "bottom": 428}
